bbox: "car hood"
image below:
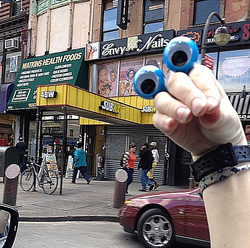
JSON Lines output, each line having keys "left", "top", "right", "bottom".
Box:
{"left": 128, "top": 188, "right": 194, "bottom": 201}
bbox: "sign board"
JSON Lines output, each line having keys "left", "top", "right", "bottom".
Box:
{"left": 65, "top": 155, "right": 80, "bottom": 179}
{"left": 65, "top": 155, "right": 73, "bottom": 179}
{"left": 99, "top": 30, "right": 175, "bottom": 59}
{"left": 204, "top": 54, "right": 214, "bottom": 70}
{"left": 99, "top": 100, "right": 124, "bottom": 114}
{"left": 43, "top": 153, "right": 58, "bottom": 171}
{"left": 116, "top": 0, "right": 129, "bottom": 30}
{"left": 7, "top": 48, "right": 87, "bottom": 110}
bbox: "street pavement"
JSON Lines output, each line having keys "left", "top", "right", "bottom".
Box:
{"left": 0, "top": 176, "right": 189, "bottom": 222}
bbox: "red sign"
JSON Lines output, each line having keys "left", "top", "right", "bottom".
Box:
{"left": 204, "top": 54, "right": 214, "bottom": 70}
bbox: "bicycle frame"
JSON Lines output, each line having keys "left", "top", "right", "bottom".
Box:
{"left": 21, "top": 157, "right": 59, "bottom": 194}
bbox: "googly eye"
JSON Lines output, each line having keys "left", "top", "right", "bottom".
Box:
{"left": 133, "top": 65, "right": 167, "bottom": 99}
{"left": 163, "top": 37, "right": 198, "bottom": 74}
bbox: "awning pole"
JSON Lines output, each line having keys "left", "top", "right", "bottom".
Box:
{"left": 35, "top": 107, "right": 40, "bottom": 163}
{"left": 60, "top": 106, "right": 67, "bottom": 195}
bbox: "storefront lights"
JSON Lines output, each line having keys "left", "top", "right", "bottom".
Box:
{"left": 213, "top": 26, "right": 231, "bottom": 46}
{"left": 201, "top": 12, "right": 231, "bottom": 65}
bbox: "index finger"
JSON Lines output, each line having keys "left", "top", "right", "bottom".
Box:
{"left": 167, "top": 64, "right": 221, "bottom": 116}
{"left": 189, "top": 64, "right": 223, "bottom": 101}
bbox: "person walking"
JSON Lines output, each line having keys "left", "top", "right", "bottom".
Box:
{"left": 122, "top": 142, "right": 136, "bottom": 196}
{"left": 16, "top": 137, "right": 28, "bottom": 173}
{"left": 138, "top": 142, "right": 154, "bottom": 192}
{"left": 71, "top": 142, "right": 91, "bottom": 184}
{"left": 148, "top": 142, "right": 159, "bottom": 189}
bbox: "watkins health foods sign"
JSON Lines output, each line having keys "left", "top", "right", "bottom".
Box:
{"left": 7, "top": 48, "right": 88, "bottom": 109}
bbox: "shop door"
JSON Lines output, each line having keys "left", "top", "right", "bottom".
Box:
{"left": 84, "top": 126, "right": 96, "bottom": 176}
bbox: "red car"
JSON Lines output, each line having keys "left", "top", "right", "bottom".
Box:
{"left": 118, "top": 188, "right": 210, "bottom": 248}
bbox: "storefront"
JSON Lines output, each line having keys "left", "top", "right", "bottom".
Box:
{"left": 84, "top": 29, "right": 193, "bottom": 185}
{"left": 0, "top": 83, "right": 15, "bottom": 146}
{"left": 35, "top": 83, "right": 163, "bottom": 179}
{"left": 5, "top": 20, "right": 250, "bottom": 187}
{"left": 178, "top": 20, "right": 250, "bottom": 146}
{"left": 6, "top": 48, "right": 88, "bottom": 167}
{"left": 83, "top": 20, "right": 250, "bottom": 186}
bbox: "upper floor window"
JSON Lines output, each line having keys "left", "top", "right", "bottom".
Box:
{"left": 103, "top": 0, "right": 119, "bottom": 41}
{"left": 12, "top": 0, "right": 21, "bottom": 16}
{"left": 144, "top": 0, "right": 164, "bottom": 34}
{"left": 194, "top": 0, "right": 220, "bottom": 25}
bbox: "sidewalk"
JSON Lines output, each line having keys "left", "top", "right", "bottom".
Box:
{"left": 0, "top": 177, "right": 188, "bottom": 222}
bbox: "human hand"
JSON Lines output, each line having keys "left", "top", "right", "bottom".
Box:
{"left": 153, "top": 64, "right": 247, "bottom": 161}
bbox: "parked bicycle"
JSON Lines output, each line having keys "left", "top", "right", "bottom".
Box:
{"left": 20, "top": 157, "right": 58, "bottom": 195}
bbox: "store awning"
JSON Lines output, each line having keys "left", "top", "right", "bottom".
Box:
{"left": 7, "top": 48, "right": 88, "bottom": 110}
{"left": 0, "top": 83, "right": 14, "bottom": 113}
{"left": 229, "top": 94, "right": 250, "bottom": 120}
{"left": 36, "top": 83, "right": 150, "bottom": 125}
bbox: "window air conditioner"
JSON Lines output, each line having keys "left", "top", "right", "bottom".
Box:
{"left": 5, "top": 38, "right": 19, "bottom": 50}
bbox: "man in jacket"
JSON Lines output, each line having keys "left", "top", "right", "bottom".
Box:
{"left": 139, "top": 142, "right": 154, "bottom": 192}
{"left": 71, "top": 142, "right": 91, "bottom": 184}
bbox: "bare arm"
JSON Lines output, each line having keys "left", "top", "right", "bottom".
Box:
{"left": 153, "top": 64, "right": 249, "bottom": 248}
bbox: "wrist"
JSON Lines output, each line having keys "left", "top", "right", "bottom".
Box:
{"left": 192, "top": 139, "right": 248, "bottom": 162}
{"left": 190, "top": 143, "right": 250, "bottom": 182}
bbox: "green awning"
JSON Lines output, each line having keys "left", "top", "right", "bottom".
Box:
{"left": 7, "top": 48, "right": 88, "bottom": 110}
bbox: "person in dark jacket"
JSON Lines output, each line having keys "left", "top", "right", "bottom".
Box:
{"left": 138, "top": 142, "right": 154, "bottom": 192}
{"left": 16, "top": 137, "right": 28, "bottom": 173}
{"left": 71, "top": 142, "right": 91, "bottom": 184}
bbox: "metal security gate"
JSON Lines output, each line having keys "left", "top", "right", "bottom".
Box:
{"left": 104, "top": 125, "right": 167, "bottom": 184}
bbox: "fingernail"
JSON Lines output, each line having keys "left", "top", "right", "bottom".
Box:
{"left": 207, "top": 97, "right": 218, "bottom": 112}
{"left": 192, "top": 98, "right": 207, "bottom": 116}
{"left": 176, "top": 107, "right": 191, "bottom": 123}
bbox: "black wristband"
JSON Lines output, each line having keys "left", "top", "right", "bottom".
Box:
{"left": 190, "top": 143, "right": 250, "bottom": 182}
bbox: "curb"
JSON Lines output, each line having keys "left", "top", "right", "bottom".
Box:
{"left": 19, "top": 215, "right": 120, "bottom": 222}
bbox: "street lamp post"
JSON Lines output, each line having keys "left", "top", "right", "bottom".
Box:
{"left": 201, "top": 12, "right": 231, "bottom": 65}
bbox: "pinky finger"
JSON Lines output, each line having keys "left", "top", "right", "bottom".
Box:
{"left": 153, "top": 112, "right": 180, "bottom": 136}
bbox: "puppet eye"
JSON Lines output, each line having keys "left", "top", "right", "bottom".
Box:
{"left": 163, "top": 36, "right": 198, "bottom": 74}
{"left": 133, "top": 65, "right": 167, "bottom": 99}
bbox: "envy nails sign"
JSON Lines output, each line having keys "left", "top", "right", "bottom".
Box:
{"left": 99, "top": 30, "right": 175, "bottom": 59}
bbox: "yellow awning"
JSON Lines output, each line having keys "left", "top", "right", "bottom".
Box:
{"left": 37, "top": 83, "right": 155, "bottom": 125}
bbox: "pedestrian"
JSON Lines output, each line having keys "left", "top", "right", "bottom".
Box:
{"left": 153, "top": 63, "right": 250, "bottom": 248}
{"left": 71, "top": 142, "right": 91, "bottom": 184}
{"left": 16, "top": 137, "right": 28, "bottom": 173}
{"left": 122, "top": 142, "right": 136, "bottom": 196}
{"left": 148, "top": 141, "right": 159, "bottom": 189}
{"left": 138, "top": 142, "right": 154, "bottom": 192}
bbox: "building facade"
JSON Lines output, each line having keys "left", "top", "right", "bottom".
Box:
{"left": 0, "top": 0, "right": 29, "bottom": 146}
{"left": 84, "top": 0, "right": 250, "bottom": 185}
{"left": 1, "top": 0, "right": 250, "bottom": 186}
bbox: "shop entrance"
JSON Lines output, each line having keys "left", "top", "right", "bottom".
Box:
{"left": 41, "top": 116, "right": 80, "bottom": 173}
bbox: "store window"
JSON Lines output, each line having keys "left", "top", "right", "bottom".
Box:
{"left": 194, "top": 0, "right": 220, "bottom": 25}
{"left": 145, "top": 54, "right": 171, "bottom": 81}
{"left": 103, "top": 0, "right": 119, "bottom": 41}
{"left": 97, "top": 61, "right": 118, "bottom": 97}
{"left": 118, "top": 58, "right": 143, "bottom": 96}
{"left": 198, "top": 52, "right": 218, "bottom": 76}
{"left": 144, "top": 0, "right": 164, "bottom": 34}
{"left": 217, "top": 49, "right": 250, "bottom": 93}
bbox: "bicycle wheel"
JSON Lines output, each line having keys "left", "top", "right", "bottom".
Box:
{"left": 20, "top": 168, "right": 35, "bottom": 191}
{"left": 42, "top": 170, "right": 58, "bottom": 195}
